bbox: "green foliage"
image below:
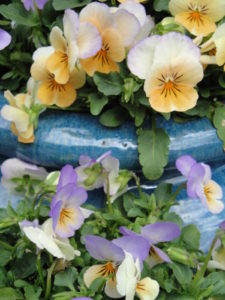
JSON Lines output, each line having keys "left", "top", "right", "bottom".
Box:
{"left": 153, "top": 0, "right": 170, "bottom": 12}
{"left": 138, "top": 128, "right": 170, "bottom": 180}
{"left": 213, "top": 106, "right": 225, "bottom": 148}
{"left": 53, "top": 0, "right": 91, "bottom": 10}
{"left": 93, "top": 72, "right": 123, "bottom": 96}
{"left": 88, "top": 93, "right": 109, "bottom": 116}
{"left": 99, "top": 107, "right": 126, "bottom": 127}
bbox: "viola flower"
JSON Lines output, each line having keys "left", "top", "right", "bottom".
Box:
{"left": 176, "top": 155, "right": 224, "bottom": 214}
{"left": 169, "top": 0, "right": 225, "bottom": 37}
{"left": 128, "top": 32, "right": 203, "bottom": 113}
{"left": 208, "top": 239, "right": 225, "bottom": 271}
{"left": 22, "top": 0, "right": 48, "bottom": 11}
{"left": 1, "top": 90, "right": 35, "bottom": 143}
{"left": 50, "top": 165, "right": 88, "bottom": 238}
{"left": 79, "top": 2, "right": 140, "bottom": 75}
{"left": 84, "top": 235, "right": 124, "bottom": 298}
{"left": 200, "top": 23, "right": 225, "bottom": 69}
{"left": 120, "top": 222, "right": 181, "bottom": 268}
{"left": 116, "top": 251, "right": 160, "bottom": 300}
{"left": 20, "top": 218, "right": 80, "bottom": 260}
{"left": 0, "top": 28, "right": 11, "bottom": 50}
{"left": 31, "top": 47, "right": 85, "bottom": 108}
{"left": 46, "top": 9, "right": 101, "bottom": 84}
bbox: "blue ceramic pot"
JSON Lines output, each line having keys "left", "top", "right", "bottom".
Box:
{"left": 0, "top": 94, "right": 224, "bottom": 170}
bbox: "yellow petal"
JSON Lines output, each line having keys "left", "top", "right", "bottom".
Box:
{"left": 46, "top": 51, "right": 70, "bottom": 84}
{"left": 50, "top": 26, "right": 67, "bottom": 52}
{"left": 175, "top": 12, "right": 216, "bottom": 36}
{"left": 103, "top": 28, "right": 125, "bottom": 62}
{"left": 18, "top": 134, "right": 35, "bottom": 144}
{"left": 69, "top": 68, "right": 86, "bottom": 89}
{"left": 4, "top": 90, "right": 16, "bottom": 106}
{"left": 136, "top": 277, "right": 159, "bottom": 300}
{"left": 55, "top": 82, "right": 76, "bottom": 108}
{"left": 105, "top": 278, "right": 121, "bottom": 298}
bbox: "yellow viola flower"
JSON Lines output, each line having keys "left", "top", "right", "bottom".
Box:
{"left": 46, "top": 9, "right": 102, "bottom": 84}
{"left": 1, "top": 90, "right": 35, "bottom": 143}
{"left": 31, "top": 47, "right": 85, "bottom": 108}
{"left": 128, "top": 32, "right": 204, "bottom": 113}
{"left": 200, "top": 23, "right": 225, "bottom": 69}
{"left": 79, "top": 2, "right": 140, "bottom": 76}
{"left": 169, "top": 0, "right": 225, "bottom": 37}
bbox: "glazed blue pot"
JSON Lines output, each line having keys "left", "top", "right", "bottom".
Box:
{"left": 0, "top": 94, "right": 224, "bottom": 171}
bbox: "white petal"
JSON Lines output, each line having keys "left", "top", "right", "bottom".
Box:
{"left": 50, "top": 27, "right": 67, "bottom": 52}
{"left": 80, "top": 207, "right": 93, "bottom": 219}
{"left": 22, "top": 227, "right": 44, "bottom": 250}
{"left": 114, "top": 9, "right": 140, "bottom": 47}
{"left": 128, "top": 36, "right": 161, "bottom": 79}
{"left": 1, "top": 105, "right": 29, "bottom": 132}
{"left": 38, "top": 230, "right": 65, "bottom": 259}
{"left": 32, "top": 46, "right": 54, "bottom": 62}
{"left": 207, "top": 198, "right": 224, "bottom": 214}
{"left": 105, "top": 278, "right": 122, "bottom": 298}
{"left": 78, "top": 22, "right": 102, "bottom": 59}
{"left": 134, "top": 16, "right": 155, "bottom": 44}
{"left": 4, "top": 90, "right": 16, "bottom": 106}
{"left": 55, "top": 239, "right": 80, "bottom": 261}
{"left": 208, "top": 260, "right": 225, "bottom": 271}
{"left": 84, "top": 264, "right": 106, "bottom": 288}
{"left": 136, "top": 277, "right": 160, "bottom": 300}
{"left": 119, "top": 1, "right": 147, "bottom": 26}
{"left": 63, "top": 9, "right": 79, "bottom": 42}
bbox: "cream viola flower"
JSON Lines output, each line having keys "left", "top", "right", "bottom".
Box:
{"left": 169, "top": 0, "right": 225, "bottom": 37}
{"left": 1, "top": 90, "right": 35, "bottom": 143}
{"left": 128, "top": 32, "right": 204, "bottom": 113}
{"left": 20, "top": 218, "right": 80, "bottom": 261}
{"left": 200, "top": 23, "right": 225, "bottom": 69}
{"left": 79, "top": 2, "right": 140, "bottom": 76}
{"left": 31, "top": 47, "right": 85, "bottom": 108}
{"left": 46, "top": 9, "right": 102, "bottom": 84}
{"left": 208, "top": 240, "right": 225, "bottom": 271}
{"left": 116, "top": 252, "right": 160, "bottom": 300}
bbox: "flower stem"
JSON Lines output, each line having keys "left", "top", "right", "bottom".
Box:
{"left": 0, "top": 240, "right": 13, "bottom": 251}
{"left": 44, "top": 260, "right": 57, "bottom": 300}
{"left": 132, "top": 172, "right": 144, "bottom": 199}
{"left": 104, "top": 173, "right": 113, "bottom": 214}
{"left": 37, "top": 252, "right": 45, "bottom": 290}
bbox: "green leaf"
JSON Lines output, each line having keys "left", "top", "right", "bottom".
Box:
{"left": 153, "top": 0, "right": 170, "bottom": 12}
{"left": 170, "top": 263, "right": 193, "bottom": 286}
{"left": 155, "top": 183, "right": 173, "bottom": 208}
{"left": 0, "top": 247, "right": 11, "bottom": 267}
{"left": 218, "top": 73, "right": 225, "bottom": 88}
{"left": 128, "top": 207, "right": 145, "bottom": 218}
{"left": 163, "top": 212, "right": 183, "bottom": 228}
{"left": 185, "top": 100, "right": 213, "bottom": 118}
{"left": 24, "top": 286, "right": 42, "bottom": 300}
{"left": 0, "top": 268, "right": 7, "bottom": 288}
{"left": 0, "top": 287, "right": 24, "bottom": 300}
{"left": 89, "top": 277, "right": 106, "bottom": 293}
{"left": 181, "top": 224, "right": 200, "bottom": 250}
{"left": 138, "top": 128, "right": 170, "bottom": 180}
{"left": 12, "top": 253, "right": 36, "bottom": 279}
{"left": 99, "top": 107, "right": 126, "bottom": 128}
{"left": 54, "top": 267, "right": 78, "bottom": 291}
{"left": 89, "top": 93, "right": 108, "bottom": 116}
{"left": 53, "top": 0, "right": 91, "bottom": 10}
{"left": 213, "top": 106, "right": 225, "bottom": 148}
{"left": 93, "top": 72, "right": 123, "bottom": 96}
{"left": 0, "top": 4, "right": 39, "bottom": 27}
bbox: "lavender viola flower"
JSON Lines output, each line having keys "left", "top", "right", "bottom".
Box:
{"left": 120, "top": 221, "right": 181, "bottom": 268}
{"left": 0, "top": 28, "right": 11, "bottom": 51}
{"left": 84, "top": 235, "right": 124, "bottom": 298}
{"left": 176, "top": 155, "right": 224, "bottom": 214}
{"left": 49, "top": 165, "right": 89, "bottom": 238}
{"left": 22, "top": 0, "right": 48, "bottom": 11}
{"left": 220, "top": 220, "right": 225, "bottom": 231}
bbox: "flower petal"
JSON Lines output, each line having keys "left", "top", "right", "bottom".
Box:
{"left": 187, "top": 163, "right": 205, "bottom": 198}
{"left": 46, "top": 51, "right": 70, "bottom": 84}
{"left": 69, "top": 67, "right": 86, "bottom": 90}
{"left": 63, "top": 9, "right": 79, "bottom": 42}
{"left": 57, "top": 164, "right": 77, "bottom": 191}
{"left": 50, "top": 27, "right": 67, "bottom": 52}
{"left": 85, "top": 235, "right": 124, "bottom": 262}
{"left": 105, "top": 278, "right": 122, "bottom": 298}
{"left": 1, "top": 105, "right": 29, "bottom": 132}
{"left": 136, "top": 277, "right": 159, "bottom": 300}
{"left": 0, "top": 28, "right": 11, "bottom": 50}
{"left": 176, "top": 155, "right": 197, "bottom": 178}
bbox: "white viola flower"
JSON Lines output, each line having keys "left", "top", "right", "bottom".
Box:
{"left": 208, "top": 240, "right": 225, "bottom": 271}
{"left": 128, "top": 32, "right": 203, "bottom": 113}
{"left": 20, "top": 218, "right": 80, "bottom": 261}
{"left": 116, "top": 252, "right": 160, "bottom": 300}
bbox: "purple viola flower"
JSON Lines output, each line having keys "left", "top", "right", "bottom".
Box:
{"left": 176, "top": 155, "right": 224, "bottom": 214}
{"left": 219, "top": 220, "right": 225, "bottom": 231}
{"left": 120, "top": 221, "right": 181, "bottom": 268}
{"left": 49, "top": 165, "right": 88, "bottom": 238}
{"left": 84, "top": 235, "right": 124, "bottom": 298}
{"left": 22, "top": 0, "right": 48, "bottom": 11}
{"left": 0, "top": 28, "right": 11, "bottom": 51}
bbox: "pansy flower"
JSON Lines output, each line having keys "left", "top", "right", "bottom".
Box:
{"left": 46, "top": 9, "right": 101, "bottom": 84}
{"left": 1, "top": 90, "right": 35, "bottom": 143}
{"left": 0, "top": 28, "right": 11, "bottom": 50}
{"left": 22, "top": 0, "right": 48, "bottom": 11}
{"left": 176, "top": 155, "right": 224, "bottom": 214}
{"left": 120, "top": 222, "right": 181, "bottom": 268}
{"left": 50, "top": 165, "right": 89, "bottom": 238}
{"left": 84, "top": 235, "right": 125, "bottom": 298}
{"left": 116, "top": 251, "right": 160, "bottom": 300}
{"left": 20, "top": 218, "right": 80, "bottom": 261}
{"left": 128, "top": 32, "right": 203, "bottom": 113}
{"left": 169, "top": 0, "right": 225, "bottom": 37}
{"left": 79, "top": 2, "right": 140, "bottom": 75}
{"left": 208, "top": 239, "right": 225, "bottom": 271}
{"left": 31, "top": 47, "right": 85, "bottom": 108}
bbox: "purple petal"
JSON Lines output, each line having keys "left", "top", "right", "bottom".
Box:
{"left": 50, "top": 199, "right": 62, "bottom": 230}
{"left": 152, "top": 245, "right": 171, "bottom": 263}
{"left": 36, "top": 0, "right": 48, "bottom": 9}
{"left": 0, "top": 29, "right": 11, "bottom": 50}
{"left": 119, "top": 226, "right": 140, "bottom": 237}
{"left": 57, "top": 165, "right": 77, "bottom": 192}
{"left": 22, "top": 0, "right": 34, "bottom": 11}
{"left": 85, "top": 235, "right": 124, "bottom": 262}
{"left": 175, "top": 155, "right": 196, "bottom": 178}
{"left": 112, "top": 236, "right": 150, "bottom": 265}
{"left": 19, "top": 219, "right": 39, "bottom": 230}
{"left": 141, "top": 222, "right": 181, "bottom": 243}
{"left": 187, "top": 163, "right": 205, "bottom": 198}
{"left": 56, "top": 184, "right": 88, "bottom": 207}
{"left": 96, "top": 151, "right": 112, "bottom": 163}
{"left": 220, "top": 220, "right": 225, "bottom": 231}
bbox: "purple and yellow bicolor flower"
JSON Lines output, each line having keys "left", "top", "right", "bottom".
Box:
{"left": 49, "top": 165, "right": 89, "bottom": 238}
{"left": 176, "top": 155, "right": 224, "bottom": 214}
{"left": 120, "top": 221, "right": 181, "bottom": 268}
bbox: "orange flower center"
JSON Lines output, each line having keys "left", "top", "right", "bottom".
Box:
{"left": 136, "top": 282, "right": 145, "bottom": 291}
{"left": 93, "top": 42, "right": 110, "bottom": 66}
{"left": 47, "top": 74, "right": 66, "bottom": 92}
{"left": 98, "top": 262, "right": 116, "bottom": 277}
{"left": 59, "top": 208, "right": 73, "bottom": 225}
{"left": 157, "top": 73, "right": 183, "bottom": 98}
{"left": 187, "top": 3, "right": 208, "bottom": 23}
{"left": 204, "top": 185, "right": 213, "bottom": 203}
